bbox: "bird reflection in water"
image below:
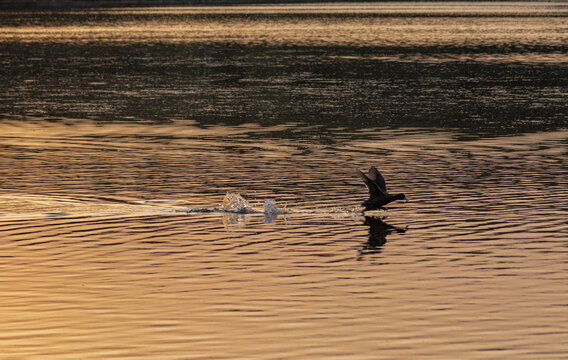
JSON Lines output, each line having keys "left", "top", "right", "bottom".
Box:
{"left": 359, "top": 216, "right": 407, "bottom": 257}
{"left": 222, "top": 213, "right": 248, "bottom": 229}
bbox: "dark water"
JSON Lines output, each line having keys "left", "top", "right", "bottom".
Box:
{"left": 1, "top": 2, "right": 567, "bottom": 133}
{"left": 1, "top": 3, "right": 567, "bottom": 359}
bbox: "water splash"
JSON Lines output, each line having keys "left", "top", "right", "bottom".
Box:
{"left": 263, "top": 199, "right": 280, "bottom": 223}
{"left": 221, "top": 193, "right": 255, "bottom": 213}
{"left": 263, "top": 200, "right": 280, "bottom": 216}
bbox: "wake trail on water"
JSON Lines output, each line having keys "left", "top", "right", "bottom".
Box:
{"left": 178, "top": 193, "right": 363, "bottom": 218}
{"left": 0, "top": 193, "right": 364, "bottom": 221}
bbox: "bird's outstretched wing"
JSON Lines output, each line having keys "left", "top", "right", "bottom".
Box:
{"left": 368, "top": 166, "right": 388, "bottom": 193}
{"left": 358, "top": 170, "right": 383, "bottom": 197}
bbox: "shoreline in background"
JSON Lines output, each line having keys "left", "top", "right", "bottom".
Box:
{"left": 4, "top": 0, "right": 377, "bottom": 10}
{"left": 1, "top": 0, "right": 560, "bottom": 10}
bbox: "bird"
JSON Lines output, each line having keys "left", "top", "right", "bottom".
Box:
{"left": 358, "top": 166, "right": 408, "bottom": 212}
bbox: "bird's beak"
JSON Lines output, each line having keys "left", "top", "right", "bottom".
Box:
{"left": 404, "top": 195, "right": 409, "bottom": 202}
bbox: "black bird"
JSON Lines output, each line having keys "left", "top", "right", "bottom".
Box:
{"left": 358, "top": 166, "right": 408, "bottom": 212}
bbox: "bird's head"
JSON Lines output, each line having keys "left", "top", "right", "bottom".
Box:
{"left": 394, "top": 193, "right": 409, "bottom": 202}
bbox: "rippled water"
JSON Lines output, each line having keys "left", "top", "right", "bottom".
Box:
{"left": 1, "top": 3, "right": 567, "bottom": 359}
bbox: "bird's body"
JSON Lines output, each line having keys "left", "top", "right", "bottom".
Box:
{"left": 358, "top": 166, "right": 407, "bottom": 212}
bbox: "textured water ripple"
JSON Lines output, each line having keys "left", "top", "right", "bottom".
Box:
{"left": 0, "top": 118, "right": 567, "bottom": 359}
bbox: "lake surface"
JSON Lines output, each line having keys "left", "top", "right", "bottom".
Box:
{"left": 1, "top": 2, "right": 567, "bottom": 359}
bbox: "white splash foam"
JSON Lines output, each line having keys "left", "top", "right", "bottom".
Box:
{"left": 263, "top": 199, "right": 280, "bottom": 223}
{"left": 221, "top": 193, "right": 254, "bottom": 213}
{"left": 263, "top": 200, "right": 280, "bottom": 216}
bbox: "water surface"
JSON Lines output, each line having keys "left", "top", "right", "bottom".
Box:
{"left": 1, "top": 3, "right": 567, "bottom": 359}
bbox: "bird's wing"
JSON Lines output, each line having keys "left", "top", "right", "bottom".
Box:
{"left": 368, "top": 166, "right": 388, "bottom": 192}
{"left": 358, "top": 170, "right": 382, "bottom": 197}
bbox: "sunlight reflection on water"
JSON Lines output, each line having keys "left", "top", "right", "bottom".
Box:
{"left": 0, "top": 119, "right": 566, "bottom": 359}
{"left": 0, "top": 2, "right": 567, "bottom": 359}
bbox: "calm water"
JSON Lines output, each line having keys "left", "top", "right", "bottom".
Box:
{"left": 1, "top": 2, "right": 567, "bottom": 359}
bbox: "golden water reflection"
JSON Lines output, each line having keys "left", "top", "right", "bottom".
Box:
{"left": 2, "top": 3, "right": 567, "bottom": 60}
{"left": 1, "top": 2, "right": 567, "bottom": 357}
{"left": 0, "top": 119, "right": 566, "bottom": 358}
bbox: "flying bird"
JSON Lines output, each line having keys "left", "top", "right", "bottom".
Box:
{"left": 358, "top": 166, "right": 408, "bottom": 212}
